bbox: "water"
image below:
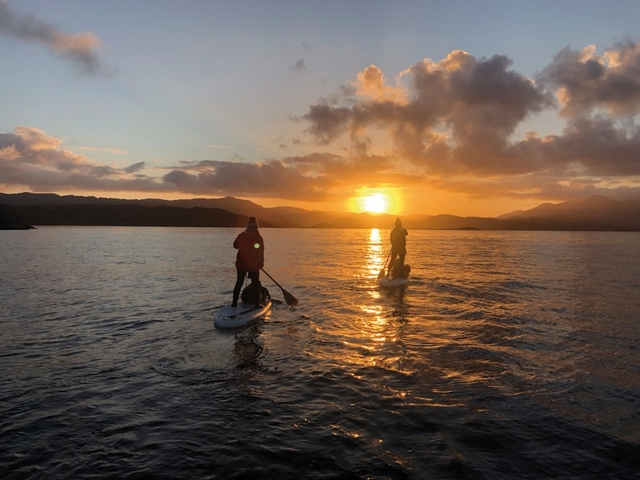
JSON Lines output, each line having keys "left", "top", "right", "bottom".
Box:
{"left": 1, "top": 227, "right": 639, "bottom": 479}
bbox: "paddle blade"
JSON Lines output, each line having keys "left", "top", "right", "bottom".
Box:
{"left": 283, "top": 289, "right": 298, "bottom": 306}
{"left": 260, "top": 268, "right": 298, "bottom": 306}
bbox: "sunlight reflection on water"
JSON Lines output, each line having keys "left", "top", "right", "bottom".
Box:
{"left": 1, "top": 227, "right": 639, "bottom": 478}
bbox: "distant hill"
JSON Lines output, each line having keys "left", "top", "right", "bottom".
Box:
{"left": 1, "top": 192, "right": 639, "bottom": 230}
{"left": 6, "top": 204, "right": 276, "bottom": 228}
{"left": 0, "top": 192, "right": 141, "bottom": 207}
{"left": 0, "top": 192, "right": 335, "bottom": 228}
{"left": 140, "top": 198, "right": 340, "bottom": 228}
{"left": 413, "top": 214, "right": 629, "bottom": 231}
{"left": 499, "top": 195, "right": 640, "bottom": 229}
{"left": 314, "top": 212, "right": 634, "bottom": 231}
{"left": 312, "top": 195, "right": 640, "bottom": 230}
{"left": 0, "top": 204, "right": 34, "bottom": 230}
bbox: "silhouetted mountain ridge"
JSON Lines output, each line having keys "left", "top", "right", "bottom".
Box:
{"left": 4, "top": 203, "right": 276, "bottom": 228}
{"left": 1, "top": 192, "right": 639, "bottom": 230}
{"left": 499, "top": 195, "right": 640, "bottom": 229}
{"left": 0, "top": 204, "right": 34, "bottom": 230}
{"left": 0, "top": 193, "right": 335, "bottom": 228}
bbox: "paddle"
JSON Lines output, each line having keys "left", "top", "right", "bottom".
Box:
{"left": 379, "top": 248, "right": 392, "bottom": 278}
{"left": 204, "top": 303, "right": 228, "bottom": 311}
{"left": 261, "top": 268, "right": 298, "bottom": 306}
{"left": 228, "top": 306, "right": 256, "bottom": 318}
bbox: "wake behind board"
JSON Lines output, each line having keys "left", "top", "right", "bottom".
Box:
{"left": 378, "top": 275, "right": 409, "bottom": 289}
{"left": 214, "top": 300, "right": 272, "bottom": 328}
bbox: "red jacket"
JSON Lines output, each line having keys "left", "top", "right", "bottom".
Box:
{"left": 234, "top": 230, "right": 264, "bottom": 272}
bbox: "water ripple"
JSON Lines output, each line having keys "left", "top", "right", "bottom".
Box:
{"left": 1, "top": 227, "right": 639, "bottom": 478}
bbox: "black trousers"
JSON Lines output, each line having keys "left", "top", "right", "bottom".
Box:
{"left": 388, "top": 247, "right": 406, "bottom": 273}
{"left": 233, "top": 270, "right": 260, "bottom": 306}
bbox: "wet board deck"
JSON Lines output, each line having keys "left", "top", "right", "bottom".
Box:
{"left": 213, "top": 301, "right": 272, "bottom": 328}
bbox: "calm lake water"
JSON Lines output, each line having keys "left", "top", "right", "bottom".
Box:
{"left": 1, "top": 227, "right": 639, "bottom": 479}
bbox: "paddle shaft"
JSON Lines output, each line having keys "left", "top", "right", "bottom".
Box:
{"left": 229, "top": 306, "right": 256, "bottom": 318}
{"left": 380, "top": 248, "right": 392, "bottom": 276}
{"left": 261, "top": 268, "right": 298, "bottom": 306}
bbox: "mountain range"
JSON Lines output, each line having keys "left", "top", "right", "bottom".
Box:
{"left": 1, "top": 192, "right": 639, "bottom": 231}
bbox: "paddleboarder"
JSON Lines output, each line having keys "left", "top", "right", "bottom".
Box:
{"left": 232, "top": 217, "right": 265, "bottom": 308}
{"left": 387, "top": 217, "right": 408, "bottom": 277}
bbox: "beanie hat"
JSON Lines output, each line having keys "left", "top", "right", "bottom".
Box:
{"left": 247, "top": 216, "right": 259, "bottom": 229}
{"left": 395, "top": 218, "right": 402, "bottom": 227}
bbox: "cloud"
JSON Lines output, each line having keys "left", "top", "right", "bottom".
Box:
{"left": 0, "top": 0, "right": 105, "bottom": 75}
{"left": 123, "top": 161, "right": 146, "bottom": 174}
{"left": 427, "top": 174, "right": 640, "bottom": 202}
{"left": 162, "top": 159, "right": 335, "bottom": 201}
{"left": 290, "top": 58, "right": 307, "bottom": 72}
{"left": 354, "top": 65, "right": 407, "bottom": 103}
{"left": 280, "top": 148, "right": 422, "bottom": 186}
{"left": 0, "top": 127, "right": 163, "bottom": 193}
{"left": 538, "top": 40, "right": 640, "bottom": 116}
{"left": 80, "top": 146, "right": 126, "bottom": 154}
{"left": 300, "top": 45, "right": 640, "bottom": 199}
{"left": 4, "top": 41, "right": 640, "bottom": 205}
{"left": 1, "top": 126, "right": 413, "bottom": 202}
{"left": 158, "top": 137, "right": 424, "bottom": 201}
{"left": 207, "top": 144, "right": 234, "bottom": 150}
{"left": 303, "top": 51, "right": 552, "bottom": 169}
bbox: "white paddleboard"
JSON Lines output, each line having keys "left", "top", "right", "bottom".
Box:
{"left": 213, "top": 300, "right": 272, "bottom": 328}
{"left": 378, "top": 275, "right": 409, "bottom": 289}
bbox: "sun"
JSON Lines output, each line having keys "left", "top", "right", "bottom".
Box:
{"left": 349, "top": 189, "right": 398, "bottom": 214}
{"left": 360, "top": 193, "right": 388, "bottom": 213}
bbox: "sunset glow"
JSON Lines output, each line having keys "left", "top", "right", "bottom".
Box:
{"left": 348, "top": 189, "right": 402, "bottom": 214}
{"left": 360, "top": 193, "right": 388, "bottom": 213}
{"left": 1, "top": 2, "right": 640, "bottom": 217}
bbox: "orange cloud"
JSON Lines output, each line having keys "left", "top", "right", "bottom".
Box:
{"left": 300, "top": 44, "right": 640, "bottom": 202}
{"left": 354, "top": 65, "right": 407, "bottom": 103}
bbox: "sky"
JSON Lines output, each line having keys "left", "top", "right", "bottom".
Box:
{"left": 1, "top": 0, "right": 640, "bottom": 217}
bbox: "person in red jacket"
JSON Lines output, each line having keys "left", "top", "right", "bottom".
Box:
{"left": 232, "top": 216, "right": 265, "bottom": 308}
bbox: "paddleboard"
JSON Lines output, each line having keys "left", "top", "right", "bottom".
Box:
{"left": 378, "top": 275, "right": 409, "bottom": 289}
{"left": 214, "top": 300, "right": 272, "bottom": 328}
{"left": 378, "top": 263, "right": 411, "bottom": 288}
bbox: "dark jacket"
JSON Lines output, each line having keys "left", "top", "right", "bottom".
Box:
{"left": 390, "top": 226, "right": 408, "bottom": 251}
